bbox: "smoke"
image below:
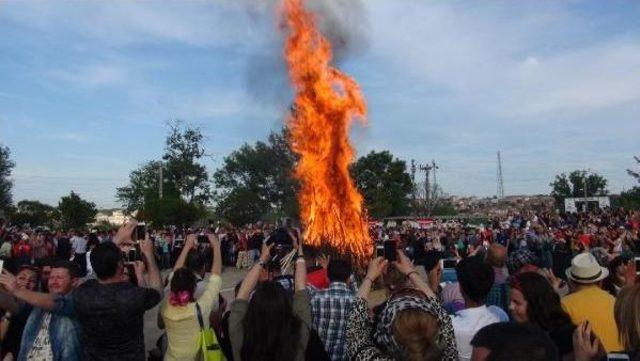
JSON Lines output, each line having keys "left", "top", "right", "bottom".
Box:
{"left": 305, "top": 0, "right": 370, "bottom": 61}
{"left": 242, "top": 0, "right": 370, "bottom": 109}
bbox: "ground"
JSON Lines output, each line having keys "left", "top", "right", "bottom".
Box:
{"left": 143, "top": 266, "right": 249, "bottom": 352}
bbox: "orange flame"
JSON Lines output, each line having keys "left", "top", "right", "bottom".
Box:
{"left": 282, "top": 0, "right": 372, "bottom": 257}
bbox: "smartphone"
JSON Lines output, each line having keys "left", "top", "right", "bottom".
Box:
{"left": 124, "top": 263, "right": 138, "bottom": 286}
{"left": 635, "top": 257, "right": 640, "bottom": 274}
{"left": 136, "top": 222, "right": 146, "bottom": 241}
{"left": 443, "top": 259, "right": 457, "bottom": 269}
{"left": 383, "top": 240, "right": 396, "bottom": 262}
{"left": 173, "top": 239, "right": 185, "bottom": 249}
{"left": 197, "top": 234, "right": 208, "bottom": 243}
{"left": 607, "top": 353, "right": 630, "bottom": 361}
{"left": 0, "top": 260, "right": 4, "bottom": 274}
{"left": 376, "top": 244, "right": 384, "bottom": 257}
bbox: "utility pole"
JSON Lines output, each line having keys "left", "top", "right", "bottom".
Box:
{"left": 410, "top": 159, "right": 417, "bottom": 208}
{"left": 497, "top": 151, "right": 505, "bottom": 199}
{"left": 419, "top": 163, "right": 434, "bottom": 214}
{"left": 158, "top": 162, "right": 164, "bottom": 199}
{"left": 431, "top": 159, "right": 439, "bottom": 198}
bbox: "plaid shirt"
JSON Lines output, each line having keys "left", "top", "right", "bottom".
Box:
{"left": 309, "top": 282, "right": 355, "bottom": 361}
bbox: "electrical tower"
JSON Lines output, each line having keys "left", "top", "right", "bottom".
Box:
{"left": 497, "top": 151, "right": 504, "bottom": 199}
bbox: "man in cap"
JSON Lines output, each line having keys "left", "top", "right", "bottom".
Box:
{"left": 561, "top": 253, "right": 623, "bottom": 352}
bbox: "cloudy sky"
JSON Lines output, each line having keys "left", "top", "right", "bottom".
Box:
{"left": 1, "top": 0, "right": 639, "bottom": 208}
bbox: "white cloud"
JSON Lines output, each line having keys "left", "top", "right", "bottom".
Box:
{"left": 368, "top": 1, "right": 640, "bottom": 119}
{"left": 2, "top": 1, "right": 272, "bottom": 48}
{"left": 39, "top": 132, "right": 90, "bottom": 143}
{"left": 49, "top": 64, "right": 127, "bottom": 89}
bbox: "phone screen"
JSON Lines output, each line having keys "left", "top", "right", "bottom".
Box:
{"left": 443, "top": 259, "right": 457, "bottom": 269}
{"left": 607, "top": 354, "right": 630, "bottom": 361}
{"left": 125, "top": 263, "right": 138, "bottom": 286}
{"left": 376, "top": 245, "right": 384, "bottom": 257}
{"left": 136, "top": 223, "right": 146, "bottom": 241}
{"left": 383, "top": 240, "right": 396, "bottom": 262}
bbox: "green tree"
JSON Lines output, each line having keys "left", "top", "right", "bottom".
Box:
{"left": 116, "top": 161, "right": 179, "bottom": 212}
{"left": 215, "top": 188, "right": 269, "bottom": 226}
{"left": 58, "top": 191, "right": 97, "bottom": 230}
{"left": 213, "top": 128, "right": 298, "bottom": 225}
{"left": 9, "top": 200, "right": 59, "bottom": 227}
{"left": 617, "top": 188, "right": 640, "bottom": 210}
{"left": 350, "top": 150, "right": 414, "bottom": 219}
{"left": 0, "top": 145, "right": 15, "bottom": 211}
{"left": 142, "top": 196, "right": 204, "bottom": 227}
{"left": 550, "top": 170, "right": 608, "bottom": 208}
{"left": 116, "top": 122, "right": 212, "bottom": 226}
{"left": 162, "top": 122, "right": 212, "bottom": 204}
{"left": 618, "top": 156, "right": 640, "bottom": 210}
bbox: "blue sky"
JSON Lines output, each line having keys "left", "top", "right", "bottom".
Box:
{"left": 1, "top": 0, "right": 639, "bottom": 208}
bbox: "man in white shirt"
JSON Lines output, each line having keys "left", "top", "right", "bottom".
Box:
{"left": 451, "top": 256, "right": 508, "bottom": 361}
{"left": 70, "top": 232, "right": 88, "bottom": 276}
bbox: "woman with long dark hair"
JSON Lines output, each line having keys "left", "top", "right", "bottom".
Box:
{"left": 509, "top": 272, "right": 576, "bottom": 358}
{"left": 229, "top": 240, "right": 310, "bottom": 361}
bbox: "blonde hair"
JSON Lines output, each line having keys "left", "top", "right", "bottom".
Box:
{"left": 615, "top": 284, "right": 640, "bottom": 351}
{"left": 392, "top": 308, "right": 442, "bottom": 361}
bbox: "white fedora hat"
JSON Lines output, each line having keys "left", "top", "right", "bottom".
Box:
{"left": 565, "top": 253, "right": 609, "bottom": 284}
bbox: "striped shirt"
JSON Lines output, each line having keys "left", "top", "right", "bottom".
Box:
{"left": 309, "top": 282, "right": 355, "bottom": 361}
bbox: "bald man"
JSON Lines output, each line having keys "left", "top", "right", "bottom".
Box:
{"left": 484, "top": 244, "right": 510, "bottom": 313}
{"left": 486, "top": 244, "right": 507, "bottom": 284}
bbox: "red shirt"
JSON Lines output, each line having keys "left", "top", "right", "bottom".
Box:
{"left": 578, "top": 234, "right": 592, "bottom": 247}
{"left": 13, "top": 243, "right": 32, "bottom": 257}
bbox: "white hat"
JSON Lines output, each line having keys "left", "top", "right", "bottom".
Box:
{"left": 565, "top": 253, "right": 609, "bottom": 284}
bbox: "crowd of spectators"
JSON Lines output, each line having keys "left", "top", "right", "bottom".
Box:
{"left": 0, "top": 206, "right": 637, "bottom": 360}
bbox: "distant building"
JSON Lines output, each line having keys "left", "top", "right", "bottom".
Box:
{"left": 94, "top": 209, "right": 126, "bottom": 226}
{"left": 564, "top": 197, "right": 610, "bottom": 213}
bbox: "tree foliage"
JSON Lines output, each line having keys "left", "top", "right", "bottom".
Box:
{"left": 618, "top": 156, "right": 640, "bottom": 210}
{"left": 617, "top": 188, "right": 640, "bottom": 211}
{"left": 0, "top": 145, "right": 15, "bottom": 211}
{"left": 162, "top": 122, "right": 212, "bottom": 204}
{"left": 7, "top": 200, "right": 59, "bottom": 227}
{"left": 116, "top": 122, "right": 211, "bottom": 226}
{"left": 213, "top": 128, "right": 298, "bottom": 226}
{"left": 141, "top": 196, "right": 204, "bottom": 227}
{"left": 550, "top": 170, "right": 608, "bottom": 207}
{"left": 350, "top": 150, "right": 414, "bottom": 219}
{"left": 58, "top": 191, "right": 97, "bottom": 230}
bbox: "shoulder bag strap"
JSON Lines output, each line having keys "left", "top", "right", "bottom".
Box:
{"left": 195, "top": 303, "right": 205, "bottom": 331}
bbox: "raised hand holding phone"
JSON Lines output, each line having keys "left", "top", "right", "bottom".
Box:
{"left": 114, "top": 220, "right": 137, "bottom": 246}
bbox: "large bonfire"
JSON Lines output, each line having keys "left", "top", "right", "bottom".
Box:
{"left": 282, "top": 0, "right": 373, "bottom": 258}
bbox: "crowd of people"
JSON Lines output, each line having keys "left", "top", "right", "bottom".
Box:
{"left": 0, "top": 206, "right": 637, "bottom": 361}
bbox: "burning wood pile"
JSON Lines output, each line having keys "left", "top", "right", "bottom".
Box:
{"left": 282, "top": 0, "right": 373, "bottom": 259}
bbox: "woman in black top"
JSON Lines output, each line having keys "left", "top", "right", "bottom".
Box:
{"left": 509, "top": 272, "right": 576, "bottom": 358}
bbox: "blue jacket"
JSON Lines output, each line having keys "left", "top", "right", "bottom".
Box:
{"left": 18, "top": 295, "right": 82, "bottom": 361}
